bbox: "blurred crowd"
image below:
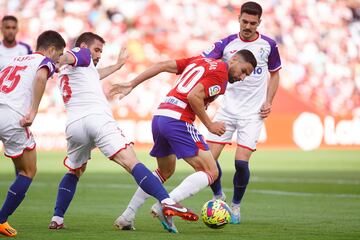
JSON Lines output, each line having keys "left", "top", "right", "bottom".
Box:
{"left": 1, "top": 0, "right": 359, "bottom": 118}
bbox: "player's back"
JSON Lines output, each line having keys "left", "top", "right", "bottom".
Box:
{"left": 155, "top": 56, "right": 228, "bottom": 123}
{"left": 59, "top": 49, "right": 112, "bottom": 125}
{"left": 0, "top": 41, "right": 32, "bottom": 70}
{"left": 0, "top": 53, "right": 54, "bottom": 116}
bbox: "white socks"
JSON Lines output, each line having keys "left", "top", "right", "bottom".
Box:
{"left": 169, "top": 171, "right": 209, "bottom": 202}
{"left": 121, "top": 171, "right": 163, "bottom": 221}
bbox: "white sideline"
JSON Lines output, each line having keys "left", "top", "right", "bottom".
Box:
{"left": 0, "top": 181, "right": 359, "bottom": 199}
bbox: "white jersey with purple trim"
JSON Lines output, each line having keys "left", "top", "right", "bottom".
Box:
{"left": 202, "top": 33, "right": 281, "bottom": 119}
{"left": 0, "top": 53, "right": 55, "bottom": 116}
{"left": 58, "top": 48, "right": 112, "bottom": 125}
{"left": 0, "top": 41, "right": 32, "bottom": 71}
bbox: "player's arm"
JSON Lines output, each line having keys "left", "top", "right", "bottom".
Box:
{"left": 98, "top": 47, "right": 128, "bottom": 80}
{"left": 20, "top": 68, "right": 49, "bottom": 127}
{"left": 187, "top": 84, "right": 225, "bottom": 136}
{"left": 110, "top": 60, "right": 178, "bottom": 99}
{"left": 58, "top": 48, "right": 91, "bottom": 69}
{"left": 260, "top": 70, "right": 280, "bottom": 119}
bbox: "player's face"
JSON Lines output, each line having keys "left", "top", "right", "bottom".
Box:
{"left": 1, "top": 20, "right": 18, "bottom": 43}
{"left": 238, "top": 13, "right": 260, "bottom": 40}
{"left": 88, "top": 39, "right": 103, "bottom": 66}
{"left": 48, "top": 47, "right": 64, "bottom": 63}
{"left": 228, "top": 61, "right": 254, "bottom": 83}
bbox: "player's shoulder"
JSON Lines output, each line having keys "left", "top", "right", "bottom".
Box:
{"left": 259, "top": 34, "right": 278, "bottom": 47}
{"left": 18, "top": 41, "right": 32, "bottom": 54}
{"left": 217, "top": 33, "right": 239, "bottom": 46}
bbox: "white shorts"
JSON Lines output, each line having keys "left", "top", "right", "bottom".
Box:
{"left": 206, "top": 112, "right": 263, "bottom": 151}
{"left": 64, "top": 114, "right": 133, "bottom": 170}
{"left": 0, "top": 104, "right": 36, "bottom": 158}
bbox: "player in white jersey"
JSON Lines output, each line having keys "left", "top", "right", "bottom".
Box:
{"left": 0, "top": 16, "right": 32, "bottom": 71}
{"left": 0, "top": 30, "right": 65, "bottom": 237}
{"left": 48, "top": 32, "right": 198, "bottom": 230}
{"left": 202, "top": 1, "right": 282, "bottom": 224}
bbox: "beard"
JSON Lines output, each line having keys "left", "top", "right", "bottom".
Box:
{"left": 228, "top": 69, "right": 236, "bottom": 83}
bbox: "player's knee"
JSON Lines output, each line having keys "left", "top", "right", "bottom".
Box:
{"left": 156, "top": 168, "right": 173, "bottom": 181}
{"left": 208, "top": 167, "right": 219, "bottom": 184}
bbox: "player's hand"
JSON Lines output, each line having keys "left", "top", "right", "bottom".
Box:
{"left": 110, "top": 81, "right": 133, "bottom": 100}
{"left": 117, "top": 47, "right": 129, "bottom": 67}
{"left": 207, "top": 121, "right": 226, "bottom": 136}
{"left": 20, "top": 111, "right": 37, "bottom": 127}
{"left": 260, "top": 102, "right": 271, "bottom": 118}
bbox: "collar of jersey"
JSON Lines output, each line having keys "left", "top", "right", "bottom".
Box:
{"left": 238, "top": 32, "right": 259, "bottom": 42}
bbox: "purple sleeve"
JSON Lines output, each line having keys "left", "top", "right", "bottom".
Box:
{"left": 261, "top": 35, "right": 281, "bottom": 72}
{"left": 38, "top": 57, "right": 55, "bottom": 78}
{"left": 201, "top": 34, "right": 238, "bottom": 59}
{"left": 69, "top": 47, "right": 91, "bottom": 67}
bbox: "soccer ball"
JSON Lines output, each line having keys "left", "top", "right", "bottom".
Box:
{"left": 201, "top": 199, "right": 231, "bottom": 229}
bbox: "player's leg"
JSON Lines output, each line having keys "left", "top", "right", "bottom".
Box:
{"left": 0, "top": 109, "right": 36, "bottom": 237}
{"left": 116, "top": 155, "right": 176, "bottom": 230}
{"left": 93, "top": 116, "right": 196, "bottom": 220}
{"left": 49, "top": 164, "right": 87, "bottom": 229}
{"left": 49, "top": 119, "right": 91, "bottom": 229}
{"left": 206, "top": 113, "right": 236, "bottom": 199}
{"left": 167, "top": 149, "right": 218, "bottom": 204}
{"left": 230, "top": 119, "right": 262, "bottom": 224}
{"left": 0, "top": 149, "right": 36, "bottom": 237}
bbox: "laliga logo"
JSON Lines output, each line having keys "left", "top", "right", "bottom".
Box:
{"left": 293, "top": 112, "right": 360, "bottom": 150}
{"left": 209, "top": 85, "right": 221, "bottom": 97}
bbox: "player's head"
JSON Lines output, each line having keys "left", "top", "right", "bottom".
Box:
{"left": 227, "top": 49, "right": 257, "bottom": 83}
{"left": 75, "top": 32, "right": 105, "bottom": 66}
{"left": 36, "top": 30, "right": 66, "bottom": 63}
{"left": 238, "top": 1, "right": 262, "bottom": 40}
{"left": 1, "top": 15, "right": 18, "bottom": 44}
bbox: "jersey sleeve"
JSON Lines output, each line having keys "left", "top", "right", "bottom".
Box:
{"left": 201, "top": 34, "right": 238, "bottom": 59}
{"left": 268, "top": 42, "right": 281, "bottom": 72}
{"left": 38, "top": 57, "right": 55, "bottom": 78}
{"left": 68, "top": 47, "right": 91, "bottom": 67}
{"left": 175, "top": 56, "right": 199, "bottom": 75}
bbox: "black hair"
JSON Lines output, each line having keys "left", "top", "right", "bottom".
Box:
{"left": 2, "top": 15, "right": 18, "bottom": 23}
{"left": 240, "top": 1, "right": 262, "bottom": 18}
{"left": 36, "top": 30, "right": 66, "bottom": 51}
{"left": 75, "top": 32, "right": 105, "bottom": 47}
{"left": 235, "top": 49, "right": 257, "bottom": 69}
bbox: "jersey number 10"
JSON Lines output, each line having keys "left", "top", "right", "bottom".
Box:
{"left": 175, "top": 63, "right": 205, "bottom": 94}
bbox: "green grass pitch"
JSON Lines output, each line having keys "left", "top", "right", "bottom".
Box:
{"left": 0, "top": 149, "right": 359, "bottom": 240}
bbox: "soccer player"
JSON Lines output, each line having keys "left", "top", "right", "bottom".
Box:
{"left": 0, "top": 16, "right": 32, "bottom": 71}
{"left": 0, "top": 30, "right": 66, "bottom": 237}
{"left": 48, "top": 32, "right": 198, "bottom": 230}
{"left": 202, "top": 1, "right": 282, "bottom": 224}
{"left": 111, "top": 50, "right": 257, "bottom": 232}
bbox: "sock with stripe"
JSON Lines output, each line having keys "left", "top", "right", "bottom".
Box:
{"left": 232, "top": 160, "right": 250, "bottom": 204}
{"left": 0, "top": 174, "right": 32, "bottom": 223}
{"left": 122, "top": 169, "right": 165, "bottom": 221}
{"left": 53, "top": 173, "right": 79, "bottom": 218}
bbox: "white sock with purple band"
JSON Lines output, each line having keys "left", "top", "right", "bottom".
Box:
{"left": 169, "top": 171, "right": 210, "bottom": 202}
{"left": 121, "top": 170, "right": 164, "bottom": 221}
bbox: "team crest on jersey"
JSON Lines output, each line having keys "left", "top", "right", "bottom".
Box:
{"left": 259, "top": 47, "right": 265, "bottom": 58}
{"left": 204, "top": 44, "right": 215, "bottom": 55}
{"left": 72, "top": 47, "right": 81, "bottom": 52}
{"left": 209, "top": 85, "right": 221, "bottom": 96}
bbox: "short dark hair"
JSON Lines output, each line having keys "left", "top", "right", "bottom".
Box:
{"left": 36, "top": 30, "right": 66, "bottom": 51}
{"left": 74, "top": 32, "right": 105, "bottom": 47}
{"left": 240, "top": 1, "right": 262, "bottom": 18}
{"left": 2, "top": 15, "right": 18, "bottom": 23}
{"left": 236, "top": 49, "right": 257, "bottom": 69}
